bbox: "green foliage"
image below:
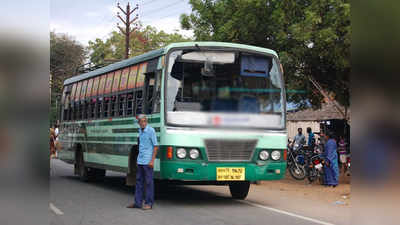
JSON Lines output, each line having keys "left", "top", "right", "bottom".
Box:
{"left": 181, "top": 0, "right": 350, "bottom": 108}
{"left": 50, "top": 32, "right": 87, "bottom": 93}
{"left": 88, "top": 24, "right": 193, "bottom": 66}
{"left": 50, "top": 31, "right": 86, "bottom": 124}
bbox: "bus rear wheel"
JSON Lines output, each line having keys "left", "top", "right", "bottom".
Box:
{"left": 229, "top": 181, "right": 250, "bottom": 199}
{"left": 79, "top": 164, "right": 105, "bottom": 182}
{"left": 76, "top": 150, "right": 105, "bottom": 182}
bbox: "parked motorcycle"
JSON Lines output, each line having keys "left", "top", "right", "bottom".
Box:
{"left": 344, "top": 155, "right": 351, "bottom": 176}
{"left": 305, "top": 154, "right": 325, "bottom": 184}
{"left": 287, "top": 139, "right": 307, "bottom": 180}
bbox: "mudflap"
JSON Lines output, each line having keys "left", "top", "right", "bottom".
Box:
{"left": 126, "top": 172, "right": 136, "bottom": 186}
{"left": 126, "top": 146, "right": 138, "bottom": 186}
{"left": 74, "top": 163, "right": 79, "bottom": 175}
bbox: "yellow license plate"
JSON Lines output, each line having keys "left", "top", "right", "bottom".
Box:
{"left": 216, "top": 167, "right": 245, "bottom": 181}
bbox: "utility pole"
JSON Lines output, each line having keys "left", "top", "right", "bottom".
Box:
{"left": 116, "top": 2, "right": 139, "bottom": 59}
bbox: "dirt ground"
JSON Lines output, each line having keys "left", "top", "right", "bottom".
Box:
{"left": 258, "top": 171, "right": 351, "bottom": 206}
{"left": 193, "top": 171, "right": 351, "bottom": 225}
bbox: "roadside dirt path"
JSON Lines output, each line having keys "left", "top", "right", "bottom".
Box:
{"left": 191, "top": 173, "right": 351, "bottom": 225}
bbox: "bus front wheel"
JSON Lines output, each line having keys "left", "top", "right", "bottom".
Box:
{"left": 229, "top": 181, "right": 250, "bottom": 199}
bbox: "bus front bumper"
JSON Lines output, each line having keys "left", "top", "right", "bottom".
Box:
{"left": 159, "top": 161, "right": 286, "bottom": 181}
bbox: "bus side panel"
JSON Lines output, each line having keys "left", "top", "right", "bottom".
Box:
{"left": 59, "top": 114, "right": 162, "bottom": 174}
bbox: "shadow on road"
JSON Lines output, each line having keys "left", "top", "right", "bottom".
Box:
{"left": 62, "top": 174, "right": 236, "bottom": 207}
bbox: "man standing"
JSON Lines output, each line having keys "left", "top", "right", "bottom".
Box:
{"left": 293, "top": 128, "right": 306, "bottom": 149}
{"left": 127, "top": 115, "right": 158, "bottom": 210}
{"left": 306, "top": 127, "right": 315, "bottom": 150}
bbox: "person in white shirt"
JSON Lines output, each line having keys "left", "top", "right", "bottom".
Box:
{"left": 54, "top": 125, "right": 59, "bottom": 158}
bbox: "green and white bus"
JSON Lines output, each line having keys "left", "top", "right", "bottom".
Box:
{"left": 58, "top": 42, "right": 287, "bottom": 199}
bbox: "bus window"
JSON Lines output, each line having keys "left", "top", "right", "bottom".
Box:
{"left": 65, "top": 102, "right": 70, "bottom": 121}
{"left": 110, "top": 95, "right": 117, "bottom": 117}
{"left": 126, "top": 92, "right": 134, "bottom": 116}
{"left": 72, "top": 102, "right": 77, "bottom": 120}
{"left": 84, "top": 100, "right": 89, "bottom": 119}
{"left": 96, "top": 97, "right": 102, "bottom": 118}
{"left": 153, "top": 70, "right": 162, "bottom": 113}
{"left": 118, "top": 94, "right": 126, "bottom": 116}
{"left": 144, "top": 74, "right": 155, "bottom": 114}
{"left": 103, "top": 97, "right": 110, "bottom": 117}
{"left": 78, "top": 101, "right": 83, "bottom": 120}
{"left": 135, "top": 90, "right": 143, "bottom": 115}
{"left": 62, "top": 85, "right": 71, "bottom": 121}
{"left": 89, "top": 98, "right": 95, "bottom": 118}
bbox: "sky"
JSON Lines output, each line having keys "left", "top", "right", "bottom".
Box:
{"left": 50, "top": 0, "right": 194, "bottom": 46}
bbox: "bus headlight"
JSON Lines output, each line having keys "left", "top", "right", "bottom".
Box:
{"left": 176, "top": 148, "right": 187, "bottom": 159}
{"left": 259, "top": 150, "right": 269, "bottom": 160}
{"left": 271, "top": 151, "right": 281, "bottom": 161}
{"left": 189, "top": 149, "right": 200, "bottom": 159}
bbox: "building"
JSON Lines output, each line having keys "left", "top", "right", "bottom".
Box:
{"left": 286, "top": 101, "right": 350, "bottom": 141}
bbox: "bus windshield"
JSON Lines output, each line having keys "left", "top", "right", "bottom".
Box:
{"left": 166, "top": 49, "right": 285, "bottom": 129}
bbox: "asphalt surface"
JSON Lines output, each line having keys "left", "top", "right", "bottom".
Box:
{"left": 50, "top": 159, "right": 334, "bottom": 225}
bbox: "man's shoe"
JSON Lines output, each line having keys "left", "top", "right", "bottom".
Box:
{"left": 126, "top": 203, "right": 141, "bottom": 209}
{"left": 142, "top": 204, "right": 152, "bottom": 210}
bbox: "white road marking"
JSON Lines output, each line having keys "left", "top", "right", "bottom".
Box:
{"left": 49, "top": 203, "right": 64, "bottom": 215}
{"left": 237, "top": 200, "right": 335, "bottom": 225}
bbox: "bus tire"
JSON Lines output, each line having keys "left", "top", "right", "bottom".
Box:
{"left": 94, "top": 168, "right": 106, "bottom": 179}
{"left": 229, "top": 181, "right": 250, "bottom": 199}
{"left": 90, "top": 168, "right": 106, "bottom": 181}
{"left": 75, "top": 147, "right": 99, "bottom": 182}
{"left": 76, "top": 148, "right": 88, "bottom": 182}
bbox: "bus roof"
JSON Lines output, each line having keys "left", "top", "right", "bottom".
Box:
{"left": 64, "top": 42, "right": 278, "bottom": 85}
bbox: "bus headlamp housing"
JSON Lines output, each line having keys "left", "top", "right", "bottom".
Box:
{"left": 271, "top": 150, "right": 281, "bottom": 161}
{"left": 189, "top": 149, "right": 200, "bottom": 159}
{"left": 176, "top": 148, "right": 187, "bottom": 159}
{"left": 259, "top": 150, "right": 269, "bottom": 160}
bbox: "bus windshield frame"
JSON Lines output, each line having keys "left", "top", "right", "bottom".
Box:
{"left": 164, "top": 47, "right": 286, "bottom": 130}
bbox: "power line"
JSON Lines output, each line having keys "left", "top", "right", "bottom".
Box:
{"left": 142, "top": 12, "right": 183, "bottom": 24}
{"left": 141, "top": 5, "right": 189, "bottom": 23}
{"left": 140, "top": 0, "right": 185, "bottom": 15}
{"left": 140, "top": 0, "right": 163, "bottom": 7}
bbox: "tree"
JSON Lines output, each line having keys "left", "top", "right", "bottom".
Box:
{"left": 181, "top": 0, "right": 350, "bottom": 109}
{"left": 50, "top": 31, "right": 86, "bottom": 124}
{"left": 88, "top": 25, "right": 193, "bottom": 66}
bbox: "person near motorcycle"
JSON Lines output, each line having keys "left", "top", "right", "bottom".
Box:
{"left": 293, "top": 128, "right": 306, "bottom": 150}
{"left": 338, "top": 136, "right": 348, "bottom": 172}
{"left": 322, "top": 131, "right": 339, "bottom": 187}
{"left": 306, "top": 127, "right": 316, "bottom": 150}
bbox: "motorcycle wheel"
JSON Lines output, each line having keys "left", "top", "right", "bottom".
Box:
{"left": 318, "top": 172, "right": 325, "bottom": 185}
{"left": 289, "top": 164, "right": 306, "bottom": 180}
{"left": 307, "top": 169, "right": 318, "bottom": 183}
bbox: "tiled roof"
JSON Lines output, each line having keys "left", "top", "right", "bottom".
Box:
{"left": 287, "top": 101, "right": 349, "bottom": 121}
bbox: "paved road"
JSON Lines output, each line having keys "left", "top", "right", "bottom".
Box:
{"left": 50, "top": 159, "right": 334, "bottom": 225}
